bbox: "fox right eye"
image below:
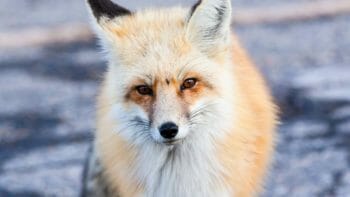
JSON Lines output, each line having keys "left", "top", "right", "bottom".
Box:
{"left": 136, "top": 85, "right": 153, "bottom": 96}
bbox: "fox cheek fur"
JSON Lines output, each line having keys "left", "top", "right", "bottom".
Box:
{"left": 85, "top": 0, "right": 277, "bottom": 196}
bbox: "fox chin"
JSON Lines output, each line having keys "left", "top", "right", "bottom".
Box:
{"left": 82, "top": 0, "right": 278, "bottom": 197}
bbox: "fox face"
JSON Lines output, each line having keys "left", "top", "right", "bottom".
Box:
{"left": 88, "top": 0, "right": 235, "bottom": 146}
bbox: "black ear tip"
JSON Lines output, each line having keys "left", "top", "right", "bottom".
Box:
{"left": 190, "top": 0, "right": 202, "bottom": 17}
{"left": 87, "top": 0, "right": 131, "bottom": 20}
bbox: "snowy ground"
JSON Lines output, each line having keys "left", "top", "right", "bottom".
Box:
{"left": 0, "top": 1, "right": 350, "bottom": 196}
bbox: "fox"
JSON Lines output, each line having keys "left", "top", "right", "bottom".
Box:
{"left": 82, "top": 0, "right": 278, "bottom": 196}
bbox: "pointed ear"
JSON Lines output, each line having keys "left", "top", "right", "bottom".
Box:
{"left": 87, "top": 0, "right": 131, "bottom": 22}
{"left": 186, "top": 0, "right": 232, "bottom": 55}
{"left": 86, "top": 0, "right": 132, "bottom": 46}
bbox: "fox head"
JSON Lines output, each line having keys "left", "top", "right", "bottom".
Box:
{"left": 88, "top": 0, "right": 236, "bottom": 146}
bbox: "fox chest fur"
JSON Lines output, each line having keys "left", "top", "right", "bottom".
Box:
{"left": 83, "top": 0, "right": 277, "bottom": 197}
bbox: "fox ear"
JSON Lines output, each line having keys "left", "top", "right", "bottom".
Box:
{"left": 87, "top": 0, "right": 131, "bottom": 22}
{"left": 86, "top": 0, "right": 132, "bottom": 44}
{"left": 186, "top": 0, "right": 232, "bottom": 55}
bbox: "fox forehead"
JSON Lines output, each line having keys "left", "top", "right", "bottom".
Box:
{"left": 102, "top": 8, "right": 193, "bottom": 65}
{"left": 102, "top": 6, "right": 232, "bottom": 99}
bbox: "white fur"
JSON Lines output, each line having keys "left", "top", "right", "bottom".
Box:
{"left": 110, "top": 97, "right": 235, "bottom": 197}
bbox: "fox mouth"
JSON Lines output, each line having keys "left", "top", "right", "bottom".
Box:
{"left": 163, "top": 139, "right": 183, "bottom": 146}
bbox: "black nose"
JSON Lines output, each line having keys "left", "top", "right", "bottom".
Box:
{"left": 159, "top": 122, "right": 178, "bottom": 139}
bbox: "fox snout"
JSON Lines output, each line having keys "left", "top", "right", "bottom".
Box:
{"left": 151, "top": 86, "right": 189, "bottom": 145}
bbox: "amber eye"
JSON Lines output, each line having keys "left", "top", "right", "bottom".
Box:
{"left": 181, "top": 78, "right": 197, "bottom": 90}
{"left": 136, "top": 85, "right": 153, "bottom": 96}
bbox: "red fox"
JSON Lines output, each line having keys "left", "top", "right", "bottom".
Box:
{"left": 83, "top": 0, "right": 278, "bottom": 196}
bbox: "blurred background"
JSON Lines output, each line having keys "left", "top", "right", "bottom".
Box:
{"left": 0, "top": 0, "right": 350, "bottom": 196}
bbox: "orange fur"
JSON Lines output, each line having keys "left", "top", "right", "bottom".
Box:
{"left": 96, "top": 86, "right": 144, "bottom": 196}
{"left": 216, "top": 35, "right": 277, "bottom": 196}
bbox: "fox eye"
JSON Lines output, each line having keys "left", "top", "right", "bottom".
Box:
{"left": 136, "top": 85, "right": 153, "bottom": 96}
{"left": 181, "top": 78, "right": 197, "bottom": 90}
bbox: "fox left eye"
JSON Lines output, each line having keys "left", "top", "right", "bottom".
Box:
{"left": 181, "top": 78, "right": 197, "bottom": 90}
{"left": 136, "top": 85, "right": 153, "bottom": 96}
